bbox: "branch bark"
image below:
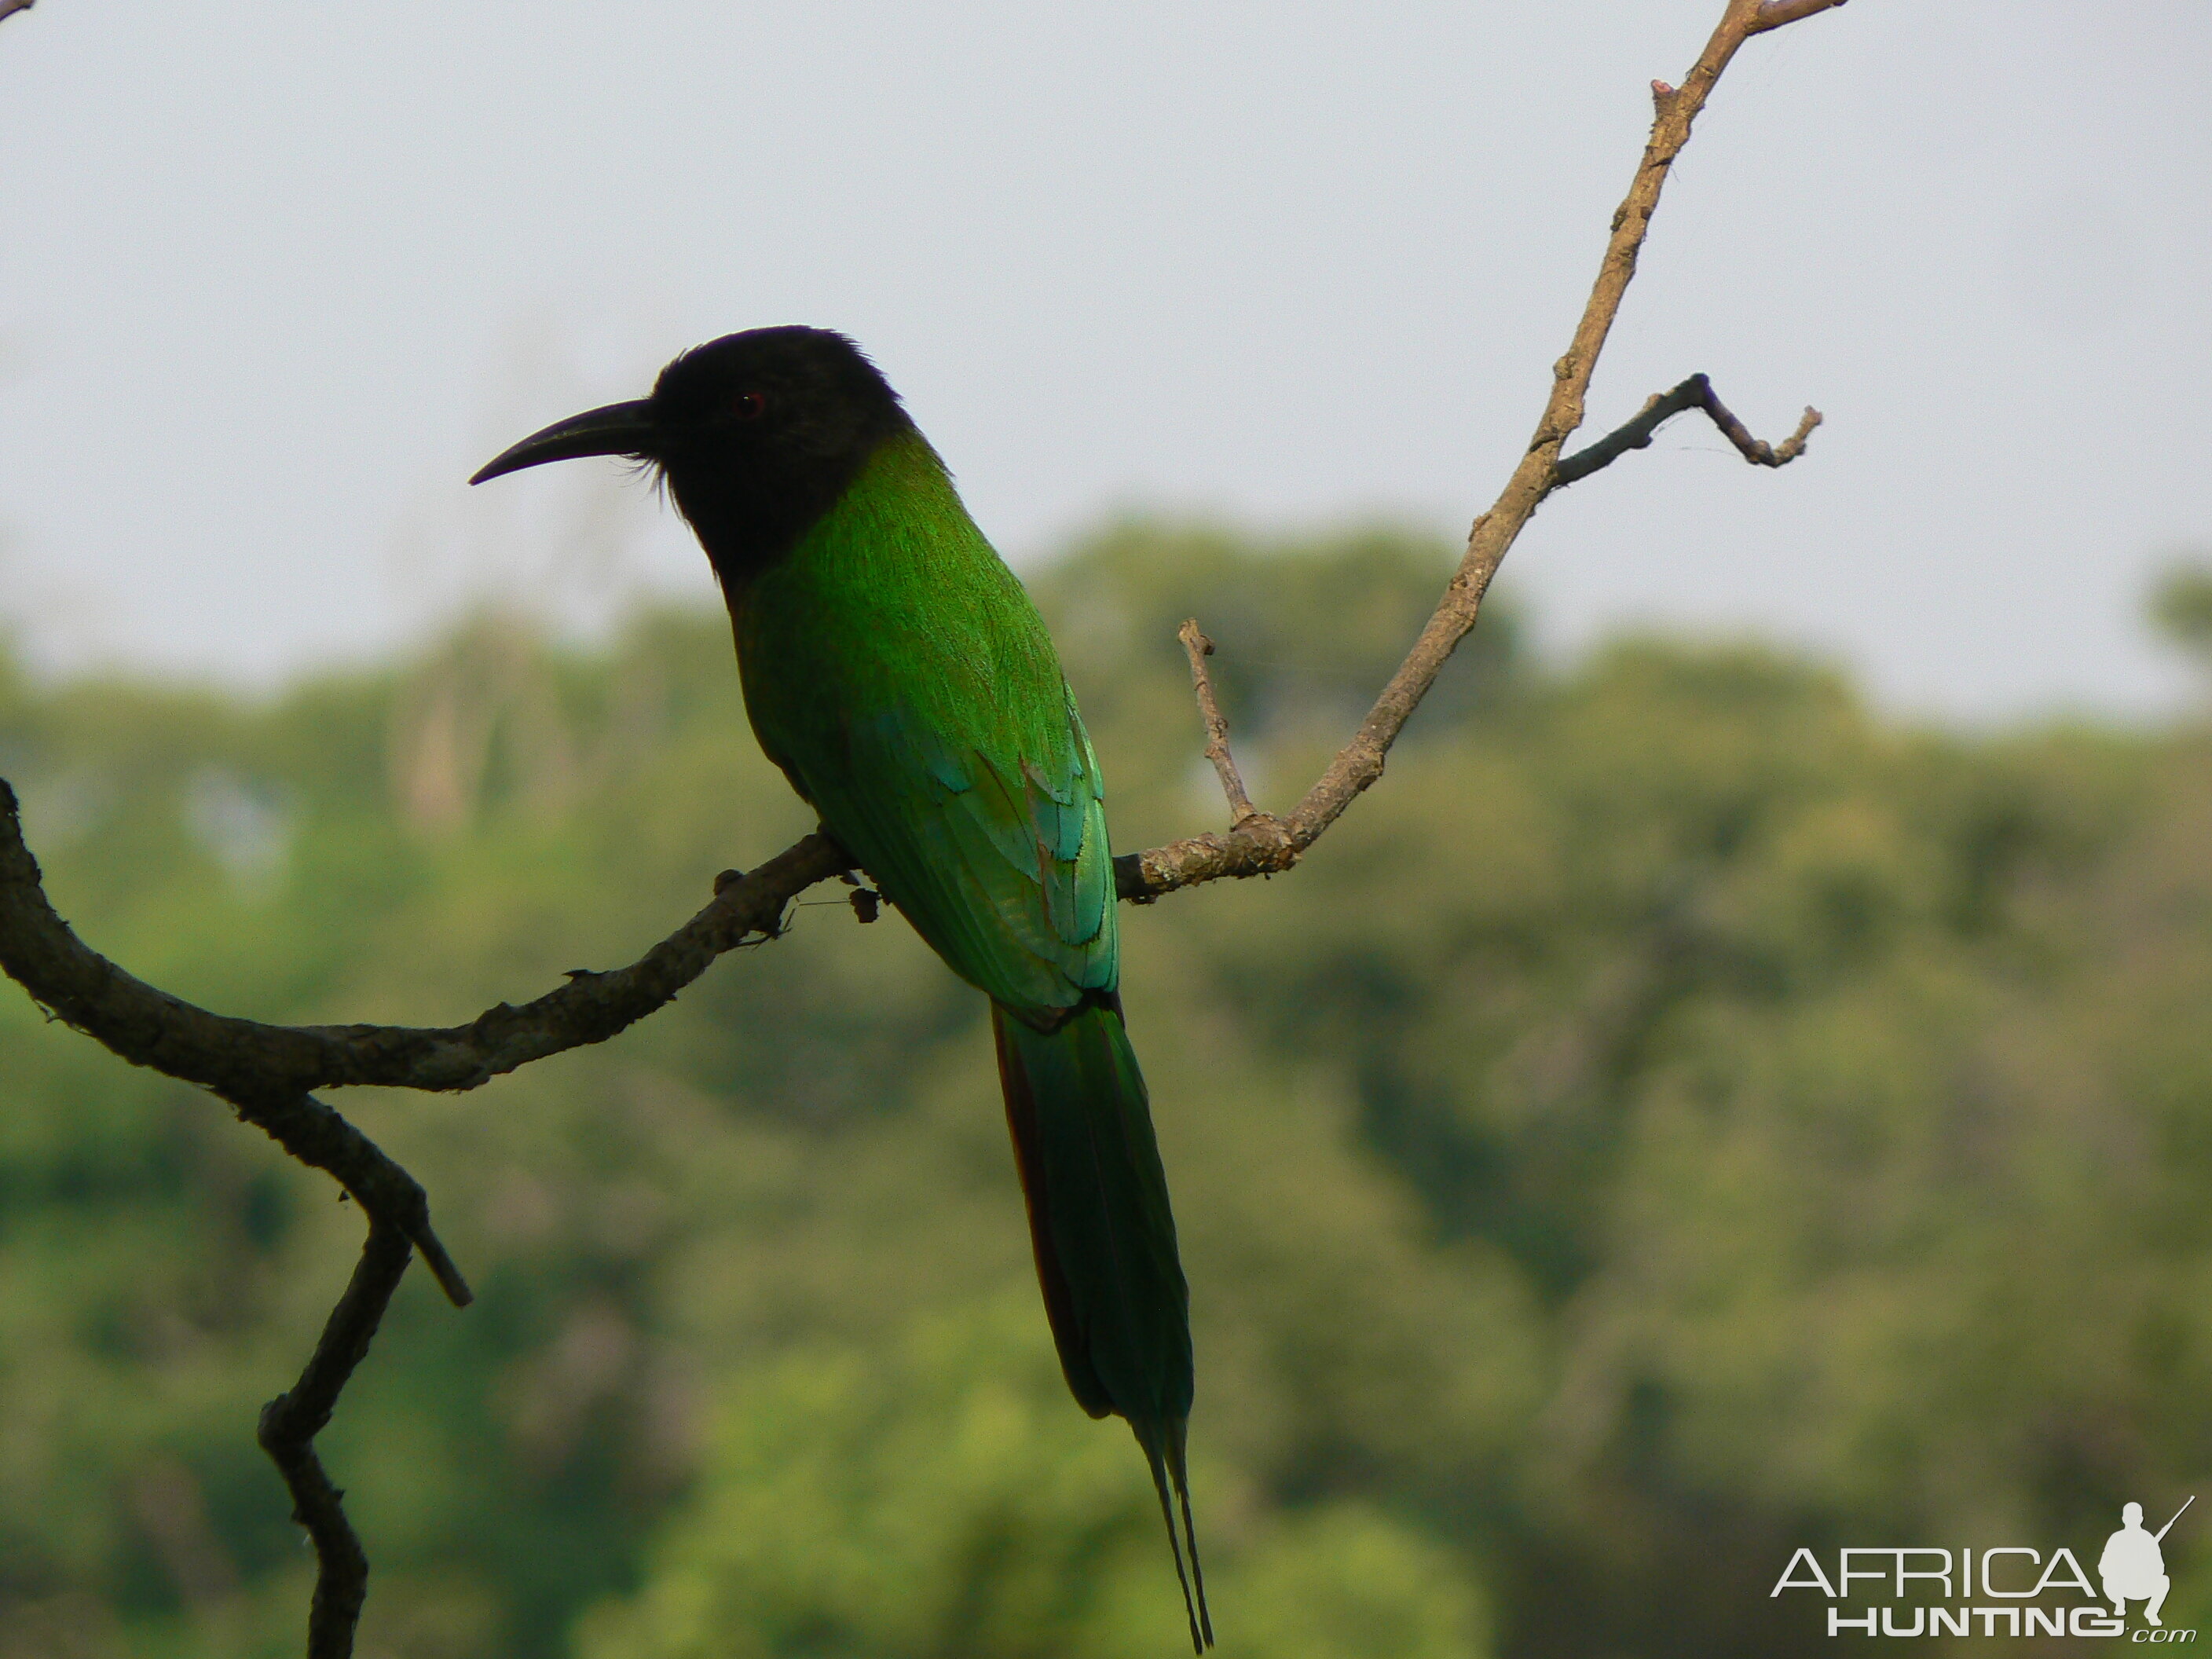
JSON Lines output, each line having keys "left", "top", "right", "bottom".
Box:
{"left": 0, "top": 1, "right": 1847, "bottom": 1652}
{"left": 1749, "top": 0, "right": 1850, "bottom": 33}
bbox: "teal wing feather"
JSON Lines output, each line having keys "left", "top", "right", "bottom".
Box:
{"left": 819, "top": 690, "right": 1115, "bottom": 1016}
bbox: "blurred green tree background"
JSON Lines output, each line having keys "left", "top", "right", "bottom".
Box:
{"left": 4, "top": 524, "right": 2212, "bottom": 1659}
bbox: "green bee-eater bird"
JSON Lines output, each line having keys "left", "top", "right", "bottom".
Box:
{"left": 474, "top": 326, "right": 1210, "bottom": 1650}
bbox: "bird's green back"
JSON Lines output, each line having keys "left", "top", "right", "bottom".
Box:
{"left": 728, "top": 431, "right": 1117, "bottom": 1020}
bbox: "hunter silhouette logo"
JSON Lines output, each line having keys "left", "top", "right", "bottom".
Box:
{"left": 2103, "top": 1499, "right": 2192, "bottom": 1628}
{"left": 1773, "top": 1496, "right": 2196, "bottom": 1639}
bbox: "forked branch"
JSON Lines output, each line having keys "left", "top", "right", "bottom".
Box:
{"left": 0, "top": 779, "right": 843, "bottom": 1657}
{"left": 1121, "top": 0, "right": 1837, "bottom": 899}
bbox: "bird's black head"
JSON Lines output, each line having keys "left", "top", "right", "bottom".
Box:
{"left": 471, "top": 326, "right": 914, "bottom": 577}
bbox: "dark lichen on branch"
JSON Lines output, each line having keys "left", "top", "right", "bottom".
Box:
{"left": 1555, "top": 373, "right": 1821, "bottom": 487}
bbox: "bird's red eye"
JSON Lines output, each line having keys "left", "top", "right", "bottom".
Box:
{"left": 733, "top": 391, "right": 767, "bottom": 420}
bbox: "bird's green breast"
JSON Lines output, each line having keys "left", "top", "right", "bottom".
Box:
{"left": 727, "top": 431, "right": 1118, "bottom": 1016}
{"left": 728, "top": 434, "right": 1053, "bottom": 769}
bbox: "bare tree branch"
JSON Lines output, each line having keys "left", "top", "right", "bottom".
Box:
{"left": 1555, "top": 373, "right": 1821, "bottom": 487}
{"left": 0, "top": 779, "right": 848, "bottom": 1098}
{"left": 1116, "top": 0, "right": 1840, "bottom": 902}
{"left": 0, "top": 778, "right": 849, "bottom": 1653}
{"left": 258, "top": 1221, "right": 412, "bottom": 1659}
{"left": 0, "top": 1, "right": 1848, "bottom": 1651}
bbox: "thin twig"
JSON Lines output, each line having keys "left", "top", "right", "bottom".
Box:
{"left": 258, "top": 1221, "right": 412, "bottom": 1659}
{"left": 1555, "top": 373, "right": 1821, "bottom": 487}
{"left": 1178, "top": 620, "right": 1262, "bottom": 826}
{"left": 1698, "top": 389, "right": 1822, "bottom": 470}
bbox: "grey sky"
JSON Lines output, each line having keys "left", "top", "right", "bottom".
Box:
{"left": 1, "top": 2, "right": 2205, "bottom": 720}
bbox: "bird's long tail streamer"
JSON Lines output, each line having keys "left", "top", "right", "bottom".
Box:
{"left": 992, "top": 998, "right": 1212, "bottom": 1650}
{"left": 1133, "top": 1411, "right": 1213, "bottom": 1653}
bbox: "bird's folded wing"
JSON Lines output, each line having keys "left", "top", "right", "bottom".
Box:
{"left": 797, "top": 686, "right": 1117, "bottom": 1020}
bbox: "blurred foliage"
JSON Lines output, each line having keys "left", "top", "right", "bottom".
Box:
{"left": 2152, "top": 557, "right": 2212, "bottom": 663}
{"left": 1, "top": 519, "right": 2210, "bottom": 1659}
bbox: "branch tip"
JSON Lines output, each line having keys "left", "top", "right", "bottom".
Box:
{"left": 410, "top": 1226, "right": 473, "bottom": 1308}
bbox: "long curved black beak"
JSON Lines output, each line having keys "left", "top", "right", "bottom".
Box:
{"left": 469, "top": 399, "right": 657, "bottom": 485}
